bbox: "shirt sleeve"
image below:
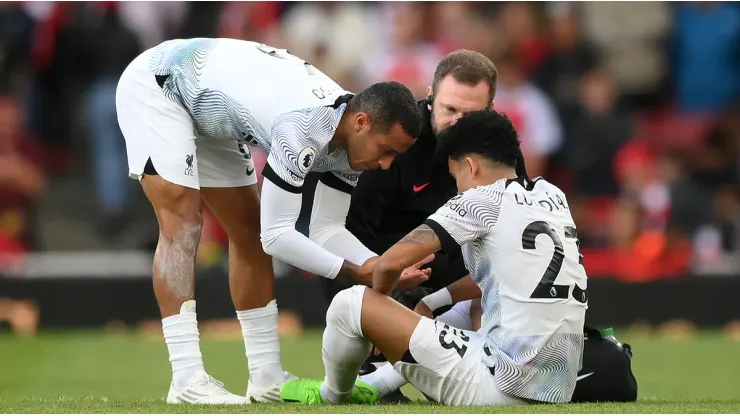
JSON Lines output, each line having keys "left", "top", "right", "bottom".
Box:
{"left": 264, "top": 106, "right": 337, "bottom": 192}
{"left": 260, "top": 178, "right": 346, "bottom": 279}
{"left": 425, "top": 183, "right": 505, "bottom": 251}
{"left": 308, "top": 173, "right": 377, "bottom": 266}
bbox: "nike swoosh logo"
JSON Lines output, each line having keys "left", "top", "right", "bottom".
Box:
{"left": 246, "top": 167, "right": 255, "bottom": 175}
{"left": 413, "top": 182, "right": 430, "bottom": 192}
{"left": 577, "top": 372, "right": 594, "bottom": 381}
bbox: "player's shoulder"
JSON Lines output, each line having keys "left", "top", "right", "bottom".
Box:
{"left": 461, "top": 179, "right": 508, "bottom": 205}
{"left": 272, "top": 94, "right": 353, "bottom": 147}
{"left": 524, "top": 177, "right": 569, "bottom": 205}
{"left": 503, "top": 176, "right": 574, "bottom": 221}
{"left": 441, "top": 179, "right": 507, "bottom": 223}
{"left": 460, "top": 176, "right": 563, "bottom": 201}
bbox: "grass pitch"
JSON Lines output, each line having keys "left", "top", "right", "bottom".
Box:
{"left": 1, "top": 329, "right": 739, "bottom": 413}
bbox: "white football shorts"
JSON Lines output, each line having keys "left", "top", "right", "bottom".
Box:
{"left": 115, "top": 48, "right": 257, "bottom": 190}
{"left": 393, "top": 317, "right": 527, "bottom": 406}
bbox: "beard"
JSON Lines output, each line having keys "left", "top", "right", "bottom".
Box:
{"left": 430, "top": 108, "right": 445, "bottom": 145}
{"left": 430, "top": 109, "right": 451, "bottom": 165}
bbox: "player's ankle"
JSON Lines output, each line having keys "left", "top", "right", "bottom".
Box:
{"left": 319, "top": 382, "right": 349, "bottom": 404}
{"left": 172, "top": 366, "right": 204, "bottom": 390}
{"left": 249, "top": 366, "right": 287, "bottom": 388}
{"left": 163, "top": 301, "right": 205, "bottom": 390}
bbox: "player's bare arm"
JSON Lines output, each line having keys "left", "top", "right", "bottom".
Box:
{"left": 447, "top": 275, "right": 481, "bottom": 303}
{"left": 373, "top": 224, "right": 442, "bottom": 295}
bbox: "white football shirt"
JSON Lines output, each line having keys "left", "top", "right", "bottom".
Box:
{"left": 144, "top": 37, "right": 378, "bottom": 280}
{"left": 148, "top": 37, "right": 361, "bottom": 189}
{"left": 425, "top": 177, "right": 588, "bottom": 403}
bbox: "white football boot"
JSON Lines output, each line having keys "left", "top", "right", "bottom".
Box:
{"left": 166, "top": 370, "right": 247, "bottom": 405}
{"left": 246, "top": 372, "right": 298, "bottom": 403}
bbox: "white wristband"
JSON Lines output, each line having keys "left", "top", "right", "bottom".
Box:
{"left": 421, "top": 287, "right": 453, "bottom": 312}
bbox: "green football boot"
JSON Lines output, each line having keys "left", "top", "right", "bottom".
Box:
{"left": 279, "top": 378, "right": 379, "bottom": 404}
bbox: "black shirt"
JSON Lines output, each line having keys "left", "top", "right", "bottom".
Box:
{"left": 322, "top": 99, "right": 468, "bottom": 300}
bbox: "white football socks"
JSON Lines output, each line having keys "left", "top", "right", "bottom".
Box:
{"left": 359, "top": 362, "right": 408, "bottom": 397}
{"left": 320, "top": 286, "right": 372, "bottom": 404}
{"left": 237, "top": 299, "right": 286, "bottom": 388}
{"left": 162, "top": 300, "right": 205, "bottom": 390}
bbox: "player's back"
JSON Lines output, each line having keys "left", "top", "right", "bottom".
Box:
{"left": 147, "top": 38, "right": 350, "bottom": 149}
{"left": 466, "top": 177, "right": 587, "bottom": 403}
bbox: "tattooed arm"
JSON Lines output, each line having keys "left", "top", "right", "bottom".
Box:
{"left": 372, "top": 224, "right": 442, "bottom": 296}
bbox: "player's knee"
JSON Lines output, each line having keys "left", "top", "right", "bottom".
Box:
{"left": 157, "top": 203, "right": 202, "bottom": 253}
{"left": 146, "top": 179, "right": 202, "bottom": 239}
{"left": 161, "top": 220, "right": 202, "bottom": 261}
{"left": 326, "top": 285, "right": 366, "bottom": 335}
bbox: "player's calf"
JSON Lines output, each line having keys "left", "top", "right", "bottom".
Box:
{"left": 141, "top": 174, "right": 211, "bottom": 393}
{"left": 318, "top": 285, "right": 374, "bottom": 403}
{"left": 142, "top": 174, "right": 203, "bottom": 317}
{"left": 200, "top": 186, "right": 291, "bottom": 400}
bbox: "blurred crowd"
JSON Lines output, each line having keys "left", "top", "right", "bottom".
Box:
{"left": 0, "top": 1, "right": 739, "bottom": 281}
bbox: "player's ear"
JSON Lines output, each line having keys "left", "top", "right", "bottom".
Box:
{"left": 465, "top": 156, "right": 479, "bottom": 175}
{"left": 489, "top": 99, "right": 495, "bottom": 109}
{"left": 355, "top": 112, "right": 370, "bottom": 133}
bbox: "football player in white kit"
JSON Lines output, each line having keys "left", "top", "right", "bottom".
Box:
{"left": 280, "top": 110, "right": 588, "bottom": 406}
{"left": 115, "top": 38, "right": 430, "bottom": 404}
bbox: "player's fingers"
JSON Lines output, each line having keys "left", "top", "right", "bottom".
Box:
{"left": 415, "top": 254, "right": 435, "bottom": 268}
{"left": 396, "top": 275, "right": 425, "bottom": 290}
{"left": 401, "top": 270, "right": 426, "bottom": 280}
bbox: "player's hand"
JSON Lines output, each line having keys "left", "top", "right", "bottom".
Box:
{"left": 414, "top": 300, "right": 434, "bottom": 319}
{"left": 358, "top": 256, "right": 379, "bottom": 286}
{"left": 395, "top": 254, "right": 434, "bottom": 291}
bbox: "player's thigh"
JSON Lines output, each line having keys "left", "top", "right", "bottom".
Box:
{"left": 116, "top": 49, "right": 201, "bottom": 191}
{"left": 359, "top": 288, "right": 425, "bottom": 364}
{"left": 392, "top": 318, "right": 524, "bottom": 406}
{"left": 198, "top": 140, "right": 260, "bottom": 242}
